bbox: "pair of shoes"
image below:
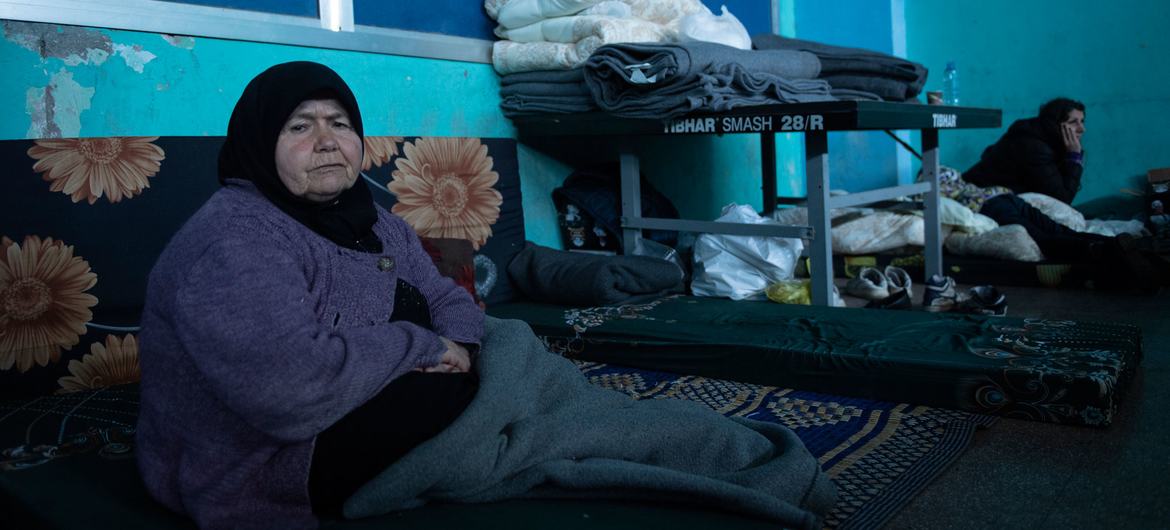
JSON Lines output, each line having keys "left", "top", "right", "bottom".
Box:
{"left": 957, "top": 285, "right": 1008, "bottom": 316}
{"left": 846, "top": 266, "right": 912, "bottom": 302}
{"left": 922, "top": 274, "right": 958, "bottom": 312}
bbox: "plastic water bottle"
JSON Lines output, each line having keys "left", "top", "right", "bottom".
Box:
{"left": 942, "top": 61, "right": 959, "bottom": 106}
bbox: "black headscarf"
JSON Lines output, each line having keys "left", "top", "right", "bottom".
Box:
{"left": 218, "top": 61, "right": 382, "bottom": 253}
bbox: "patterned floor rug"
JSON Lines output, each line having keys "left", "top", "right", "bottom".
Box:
{"left": 577, "top": 361, "right": 997, "bottom": 530}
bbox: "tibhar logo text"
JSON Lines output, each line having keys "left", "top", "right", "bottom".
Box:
{"left": 932, "top": 114, "right": 957, "bottom": 128}
{"left": 664, "top": 118, "right": 716, "bottom": 133}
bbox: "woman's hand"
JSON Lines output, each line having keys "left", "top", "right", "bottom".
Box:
{"left": 1062, "top": 123, "right": 1082, "bottom": 154}
{"left": 422, "top": 337, "right": 471, "bottom": 373}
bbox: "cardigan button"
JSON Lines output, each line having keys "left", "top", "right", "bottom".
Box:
{"left": 378, "top": 257, "right": 395, "bottom": 271}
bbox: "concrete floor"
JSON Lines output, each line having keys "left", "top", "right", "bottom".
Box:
{"left": 841, "top": 282, "right": 1170, "bottom": 529}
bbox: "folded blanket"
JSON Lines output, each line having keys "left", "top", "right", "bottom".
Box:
{"left": 821, "top": 74, "right": 919, "bottom": 102}
{"left": 507, "top": 243, "right": 684, "bottom": 305}
{"left": 752, "top": 33, "right": 928, "bottom": 100}
{"left": 499, "top": 68, "right": 592, "bottom": 97}
{"left": 499, "top": 68, "right": 588, "bottom": 86}
{"left": 345, "top": 317, "right": 837, "bottom": 529}
{"left": 583, "top": 41, "right": 834, "bottom": 118}
{"left": 830, "top": 87, "right": 883, "bottom": 101}
{"left": 500, "top": 94, "right": 598, "bottom": 116}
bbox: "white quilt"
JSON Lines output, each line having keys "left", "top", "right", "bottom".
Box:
{"left": 487, "top": 0, "right": 708, "bottom": 74}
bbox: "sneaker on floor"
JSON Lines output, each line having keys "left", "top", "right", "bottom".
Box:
{"left": 922, "top": 273, "right": 958, "bottom": 312}
{"left": 884, "top": 266, "right": 912, "bottom": 295}
{"left": 958, "top": 285, "right": 1008, "bottom": 316}
{"left": 865, "top": 288, "right": 912, "bottom": 310}
{"left": 845, "top": 267, "right": 889, "bottom": 301}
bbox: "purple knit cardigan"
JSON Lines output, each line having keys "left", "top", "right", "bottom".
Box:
{"left": 136, "top": 180, "right": 484, "bottom": 529}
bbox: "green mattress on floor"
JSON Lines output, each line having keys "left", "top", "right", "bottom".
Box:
{"left": 488, "top": 295, "right": 1142, "bottom": 427}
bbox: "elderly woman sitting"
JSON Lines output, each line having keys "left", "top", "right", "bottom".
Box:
{"left": 137, "top": 61, "right": 835, "bottom": 530}
{"left": 136, "top": 61, "right": 483, "bottom": 528}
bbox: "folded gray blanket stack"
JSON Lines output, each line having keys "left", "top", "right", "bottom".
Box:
{"left": 345, "top": 317, "right": 837, "bottom": 529}
{"left": 752, "top": 34, "right": 928, "bottom": 102}
{"left": 507, "top": 243, "right": 684, "bottom": 306}
{"left": 499, "top": 68, "right": 599, "bottom": 116}
{"left": 582, "top": 41, "right": 835, "bottom": 119}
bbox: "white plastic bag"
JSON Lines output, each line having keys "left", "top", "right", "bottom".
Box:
{"left": 691, "top": 203, "right": 804, "bottom": 300}
{"left": 677, "top": 5, "right": 751, "bottom": 50}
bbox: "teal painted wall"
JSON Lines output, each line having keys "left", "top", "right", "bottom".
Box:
{"left": 0, "top": 22, "right": 511, "bottom": 138}
{"left": 795, "top": 0, "right": 904, "bottom": 193}
{"left": 0, "top": 21, "right": 565, "bottom": 248}
{"left": 906, "top": 0, "right": 1170, "bottom": 213}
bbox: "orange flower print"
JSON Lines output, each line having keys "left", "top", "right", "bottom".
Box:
{"left": 1, "top": 236, "right": 98, "bottom": 372}
{"left": 389, "top": 138, "right": 502, "bottom": 249}
{"left": 57, "top": 333, "right": 140, "bottom": 393}
{"left": 28, "top": 137, "right": 165, "bottom": 204}
{"left": 362, "top": 136, "right": 404, "bottom": 171}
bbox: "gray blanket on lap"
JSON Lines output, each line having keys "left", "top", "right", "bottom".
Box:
{"left": 344, "top": 317, "right": 837, "bottom": 529}
{"left": 583, "top": 41, "right": 834, "bottom": 118}
{"left": 507, "top": 243, "right": 684, "bottom": 306}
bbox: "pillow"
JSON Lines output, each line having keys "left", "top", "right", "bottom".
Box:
{"left": 1, "top": 136, "right": 193, "bottom": 400}
{"left": 945, "top": 224, "right": 1045, "bottom": 262}
{"left": 1017, "top": 192, "right": 1086, "bottom": 232}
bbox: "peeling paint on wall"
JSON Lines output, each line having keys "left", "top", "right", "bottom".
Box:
{"left": 3, "top": 21, "right": 113, "bottom": 65}
{"left": 25, "top": 68, "right": 95, "bottom": 138}
{"left": 161, "top": 34, "right": 196, "bottom": 49}
{"left": 113, "top": 43, "right": 157, "bottom": 73}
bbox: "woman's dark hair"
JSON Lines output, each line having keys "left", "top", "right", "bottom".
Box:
{"left": 1038, "top": 97, "right": 1086, "bottom": 124}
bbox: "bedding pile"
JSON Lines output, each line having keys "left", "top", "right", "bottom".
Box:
{"left": 770, "top": 192, "right": 1144, "bottom": 262}
{"left": 487, "top": 0, "right": 835, "bottom": 118}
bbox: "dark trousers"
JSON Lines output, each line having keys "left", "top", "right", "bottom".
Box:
{"left": 979, "top": 194, "right": 1113, "bottom": 261}
{"left": 308, "top": 371, "right": 479, "bottom": 516}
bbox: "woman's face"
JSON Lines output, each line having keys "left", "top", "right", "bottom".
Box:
{"left": 275, "top": 98, "right": 362, "bottom": 203}
{"left": 1064, "top": 109, "right": 1085, "bottom": 140}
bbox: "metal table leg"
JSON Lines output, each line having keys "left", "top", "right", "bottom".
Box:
{"left": 805, "top": 130, "right": 832, "bottom": 306}
{"left": 761, "top": 131, "right": 777, "bottom": 216}
{"left": 620, "top": 151, "right": 642, "bottom": 256}
{"left": 920, "top": 129, "right": 942, "bottom": 280}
